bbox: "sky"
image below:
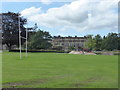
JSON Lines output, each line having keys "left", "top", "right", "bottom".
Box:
{"left": 1, "top": 0, "right": 119, "bottom": 37}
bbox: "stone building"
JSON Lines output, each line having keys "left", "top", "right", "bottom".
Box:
{"left": 51, "top": 36, "right": 87, "bottom": 51}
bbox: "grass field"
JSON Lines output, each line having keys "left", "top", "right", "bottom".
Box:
{"left": 2, "top": 52, "right": 118, "bottom": 88}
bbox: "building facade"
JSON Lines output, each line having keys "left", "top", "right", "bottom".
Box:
{"left": 51, "top": 36, "right": 87, "bottom": 51}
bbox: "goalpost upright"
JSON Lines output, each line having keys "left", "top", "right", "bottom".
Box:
{"left": 18, "top": 13, "right": 28, "bottom": 60}
{"left": 26, "top": 23, "right": 28, "bottom": 57}
{"left": 18, "top": 14, "right": 22, "bottom": 60}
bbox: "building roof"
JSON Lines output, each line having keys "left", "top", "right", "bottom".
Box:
{"left": 53, "top": 36, "right": 87, "bottom": 39}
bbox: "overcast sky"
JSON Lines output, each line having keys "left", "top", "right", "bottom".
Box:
{"left": 2, "top": 0, "right": 119, "bottom": 37}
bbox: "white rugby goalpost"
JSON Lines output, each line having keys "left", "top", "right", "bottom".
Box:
{"left": 18, "top": 15, "right": 27, "bottom": 60}
{"left": 18, "top": 14, "right": 38, "bottom": 60}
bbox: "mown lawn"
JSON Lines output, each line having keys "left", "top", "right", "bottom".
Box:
{"left": 2, "top": 52, "right": 118, "bottom": 88}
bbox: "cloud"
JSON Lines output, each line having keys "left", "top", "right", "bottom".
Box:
{"left": 20, "top": 7, "right": 42, "bottom": 17}
{"left": 2, "top": 0, "right": 52, "bottom": 4}
{"left": 21, "top": 0, "right": 119, "bottom": 33}
{"left": 40, "top": 0, "right": 52, "bottom": 5}
{"left": 2, "top": 0, "right": 78, "bottom": 3}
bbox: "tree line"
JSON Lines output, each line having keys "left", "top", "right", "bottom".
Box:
{"left": 85, "top": 33, "right": 120, "bottom": 51}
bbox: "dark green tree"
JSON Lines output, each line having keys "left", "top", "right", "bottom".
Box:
{"left": 118, "top": 33, "right": 120, "bottom": 50}
{"left": 2, "top": 12, "right": 27, "bottom": 50}
{"left": 104, "top": 33, "right": 118, "bottom": 51}
{"left": 68, "top": 46, "right": 75, "bottom": 51}
{"left": 28, "top": 30, "right": 52, "bottom": 49}
{"left": 94, "top": 34, "right": 102, "bottom": 51}
{"left": 85, "top": 33, "right": 119, "bottom": 51}
{"left": 101, "top": 36, "right": 107, "bottom": 50}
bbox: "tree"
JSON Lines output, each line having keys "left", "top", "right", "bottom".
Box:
{"left": 84, "top": 34, "right": 95, "bottom": 50}
{"left": 104, "top": 33, "right": 118, "bottom": 51}
{"left": 85, "top": 33, "right": 119, "bottom": 51}
{"left": 68, "top": 46, "right": 75, "bottom": 51}
{"left": 118, "top": 33, "right": 120, "bottom": 50}
{"left": 94, "top": 34, "right": 102, "bottom": 51}
{"left": 2, "top": 12, "right": 27, "bottom": 50}
{"left": 101, "top": 36, "right": 107, "bottom": 50}
{"left": 28, "top": 29, "right": 52, "bottom": 49}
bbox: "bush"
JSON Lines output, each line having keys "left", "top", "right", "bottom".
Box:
{"left": 9, "top": 49, "right": 67, "bottom": 53}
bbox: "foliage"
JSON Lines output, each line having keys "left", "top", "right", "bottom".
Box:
{"left": 118, "top": 34, "right": 120, "bottom": 50}
{"left": 84, "top": 34, "right": 95, "bottom": 50}
{"left": 104, "top": 33, "right": 118, "bottom": 50}
{"left": 2, "top": 12, "right": 27, "bottom": 50}
{"left": 28, "top": 30, "right": 52, "bottom": 49}
{"left": 94, "top": 34, "right": 102, "bottom": 51}
{"left": 68, "top": 46, "right": 75, "bottom": 51}
{"left": 85, "top": 33, "right": 120, "bottom": 51}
